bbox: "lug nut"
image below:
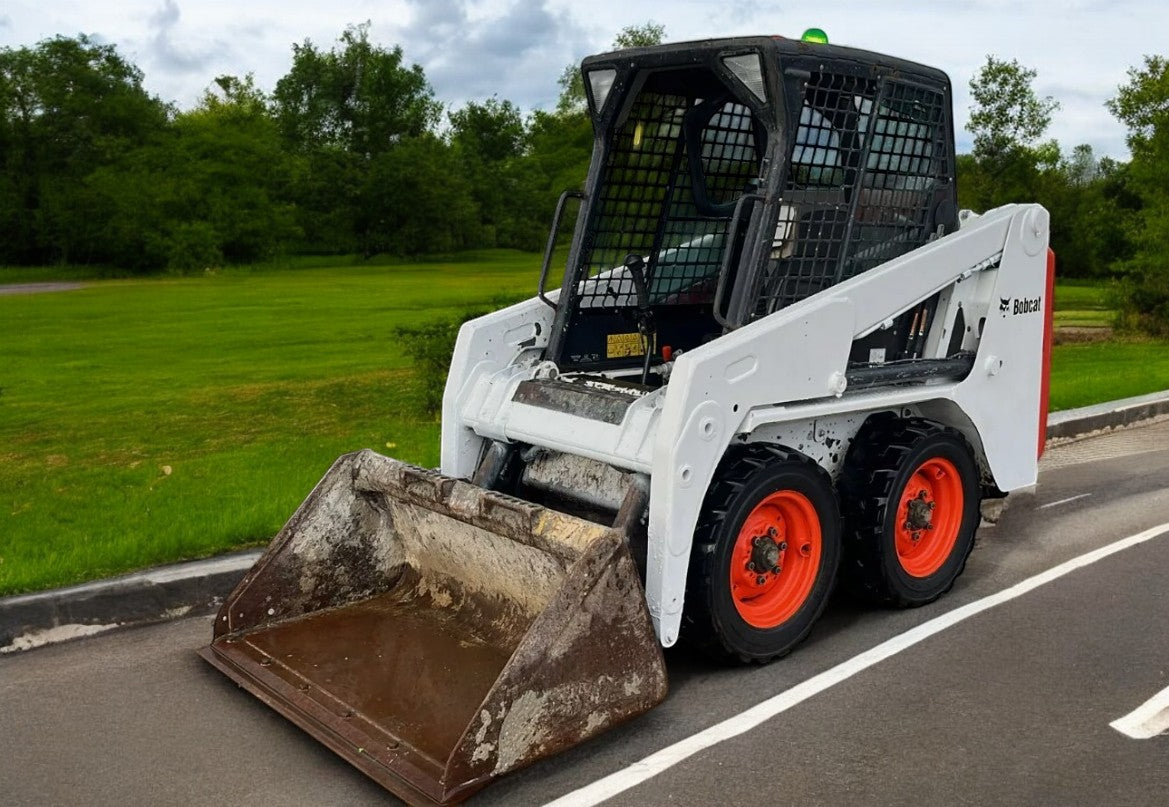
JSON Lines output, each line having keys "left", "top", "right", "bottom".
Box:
{"left": 756, "top": 575, "right": 767, "bottom": 585}
{"left": 778, "top": 541, "right": 787, "bottom": 551}
{"left": 771, "top": 565, "right": 781, "bottom": 574}
{"left": 747, "top": 562, "right": 756, "bottom": 571}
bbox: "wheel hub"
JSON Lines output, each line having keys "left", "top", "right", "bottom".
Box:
{"left": 748, "top": 530, "right": 784, "bottom": 576}
{"left": 904, "top": 490, "right": 935, "bottom": 539}
{"left": 728, "top": 488, "right": 823, "bottom": 629}
{"left": 894, "top": 456, "right": 965, "bottom": 578}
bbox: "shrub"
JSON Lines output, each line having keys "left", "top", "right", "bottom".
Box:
{"left": 167, "top": 221, "right": 223, "bottom": 274}
{"left": 394, "top": 294, "right": 529, "bottom": 414}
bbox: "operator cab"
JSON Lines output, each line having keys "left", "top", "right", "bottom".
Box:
{"left": 542, "top": 33, "right": 958, "bottom": 383}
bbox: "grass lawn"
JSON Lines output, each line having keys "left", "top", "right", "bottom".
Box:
{"left": 1048, "top": 339, "right": 1169, "bottom": 410}
{"left": 0, "top": 251, "right": 535, "bottom": 595}
{"left": 1, "top": 266, "right": 1164, "bottom": 595}
{"left": 1053, "top": 279, "right": 1114, "bottom": 330}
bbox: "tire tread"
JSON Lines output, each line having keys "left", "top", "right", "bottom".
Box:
{"left": 838, "top": 414, "right": 980, "bottom": 607}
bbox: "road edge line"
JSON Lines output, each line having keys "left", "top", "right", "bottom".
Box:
{"left": 1110, "top": 684, "right": 1169, "bottom": 739}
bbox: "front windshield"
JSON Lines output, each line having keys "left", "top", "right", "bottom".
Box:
{"left": 574, "top": 69, "right": 764, "bottom": 311}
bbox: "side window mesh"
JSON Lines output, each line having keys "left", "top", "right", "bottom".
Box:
{"left": 753, "top": 73, "right": 878, "bottom": 316}
{"left": 752, "top": 74, "right": 949, "bottom": 319}
{"left": 844, "top": 82, "right": 949, "bottom": 279}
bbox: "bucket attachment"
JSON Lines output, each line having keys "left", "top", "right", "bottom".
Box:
{"left": 199, "top": 450, "right": 668, "bottom": 805}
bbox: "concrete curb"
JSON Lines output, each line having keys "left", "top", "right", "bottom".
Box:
{"left": 0, "top": 549, "right": 261, "bottom": 653}
{"left": 5, "top": 389, "right": 1169, "bottom": 654}
{"left": 1046, "top": 389, "right": 1169, "bottom": 443}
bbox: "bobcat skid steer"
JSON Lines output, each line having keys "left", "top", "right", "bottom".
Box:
{"left": 201, "top": 31, "right": 1054, "bottom": 805}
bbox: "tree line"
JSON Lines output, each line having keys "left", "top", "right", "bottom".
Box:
{"left": 959, "top": 53, "right": 1168, "bottom": 331}
{"left": 0, "top": 23, "right": 595, "bottom": 271}
{"left": 1, "top": 23, "right": 1166, "bottom": 326}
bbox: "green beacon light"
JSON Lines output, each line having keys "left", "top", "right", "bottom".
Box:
{"left": 801, "top": 27, "right": 829, "bottom": 44}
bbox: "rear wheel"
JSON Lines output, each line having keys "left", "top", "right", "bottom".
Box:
{"left": 684, "top": 446, "right": 841, "bottom": 663}
{"left": 839, "top": 416, "right": 981, "bottom": 606}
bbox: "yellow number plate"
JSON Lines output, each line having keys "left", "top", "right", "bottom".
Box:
{"left": 606, "top": 332, "right": 647, "bottom": 358}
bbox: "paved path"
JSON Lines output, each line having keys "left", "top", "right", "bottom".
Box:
{"left": 2, "top": 423, "right": 1168, "bottom": 806}
{"left": 0, "top": 282, "right": 85, "bottom": 296}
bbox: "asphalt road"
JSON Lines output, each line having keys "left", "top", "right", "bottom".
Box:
{"left": 3, "top": 422, "right": 1169, "bottom": 806}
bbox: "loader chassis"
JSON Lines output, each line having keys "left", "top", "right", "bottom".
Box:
{"left": 204, "top": 35, "right": 1052, "bottom": 806}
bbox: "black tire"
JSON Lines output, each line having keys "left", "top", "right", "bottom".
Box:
{"left": 838, "top": 415, "right": 982, "bottom": 607}
{"left": 683, "top": 445, "right": 842, "bottom": 664}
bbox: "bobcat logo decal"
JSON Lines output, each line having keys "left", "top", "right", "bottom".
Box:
{"left": 1000, "top": 296, "right": 1043, "bottom": 317}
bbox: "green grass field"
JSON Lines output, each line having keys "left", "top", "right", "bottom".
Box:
{"left": 0, "top": 251, "right": 535, "bottom": 595}
{"left": 1053, "top": 279, "right": 1114, "bottom": 329}
{"left": 0, "top": 263, "right": 1164, "bottom": 595}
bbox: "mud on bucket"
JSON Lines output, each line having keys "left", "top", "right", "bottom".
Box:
{"left": 199, "top": 449, "right": 668, "bottom": 805}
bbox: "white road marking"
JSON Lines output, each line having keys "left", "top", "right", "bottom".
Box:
{"left": 1111, "top": 685, "right": 1169, "bottom": 739}
{"left": 544, "top": 521, "right": 1169, "bottom": 807}
{"left": 1038, "top": 493, "right": 1092, "bottom": 509}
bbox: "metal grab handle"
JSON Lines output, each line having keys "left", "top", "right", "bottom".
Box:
{"left": 712, "top": 192, "right": 764, "bottom": 328}
{"left": 538, "top": 190, "right": 585, "bottom": 308}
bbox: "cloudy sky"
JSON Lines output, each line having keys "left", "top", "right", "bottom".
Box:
{"left": 2, "top": 1, "right": 1164, "bottom": 157}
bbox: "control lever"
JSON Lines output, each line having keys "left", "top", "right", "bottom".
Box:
{"left": 623, "top": 254, "right": 655, "bottom": 385}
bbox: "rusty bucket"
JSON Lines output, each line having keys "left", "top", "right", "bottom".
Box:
{"left": 200, "top": 450, "right": 667, "bottom": 805}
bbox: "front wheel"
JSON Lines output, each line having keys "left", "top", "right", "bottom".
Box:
{"left": 683, "top": 445, "right": 841, "bottom": 664}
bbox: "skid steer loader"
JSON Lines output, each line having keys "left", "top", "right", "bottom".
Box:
{"left": 201, "top": 31, "right": 1054, "bottom": 805}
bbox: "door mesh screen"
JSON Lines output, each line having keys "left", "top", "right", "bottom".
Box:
{"left": 575, "top": 91, "right": 760, "bottom": 310}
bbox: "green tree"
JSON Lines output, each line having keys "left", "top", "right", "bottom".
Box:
{"left": 1106, "top": 55, "right": 1169, "bottom": 333}
{"left": 0, "top": 35, "right": 168, "bottom": 264}
{"left": 968, "top": 56, "right": 1059, "bottom": 162}
{"left": 272, "top": 22, "right": 439, "bottom": 156}
{"left": 86, "top": 73, "right": 299, "bottom": 272}
{"left": 449, "top": 97, "right": 526, "bottom": 246}
{"left": 360, "top": 134, "right": 478, "bottom": 256}
{"left": 1038, "top": 144, "right": 1133, "bottom": 279}
{"left": 170, "top": 74, "right": 299, "bottom": 266}
{"left": 963, "top": 56, "right": 1060, "bottom": 212}
{"left": 272, "top": 23, "right": 442, "bottom": 253}
{"left": 522, "top": 109, "right": 592, "bottom": 198}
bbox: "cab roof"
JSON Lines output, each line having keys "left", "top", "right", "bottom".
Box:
{"left": 580, "top": 35, "right": 951, "bottom": 91}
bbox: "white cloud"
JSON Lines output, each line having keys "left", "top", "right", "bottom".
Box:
{"left": 390, "top": 0, "right": 589, "bottom": 110}
{"left": 144, "top": 0, "right": 229, "bottom": 74}
{"left": 0, "top": 0, "right": 1163, "bottom": 156}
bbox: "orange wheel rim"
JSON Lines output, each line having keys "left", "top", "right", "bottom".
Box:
{"left": 729, "top": 490, "right": 822, "bottom": 628}
{"left": 895, "top": 457, "right": 964, "bottom": 578}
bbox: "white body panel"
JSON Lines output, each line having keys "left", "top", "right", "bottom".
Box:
{"left": 442, "top": 203, "right": 1051, "bottom": 646}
